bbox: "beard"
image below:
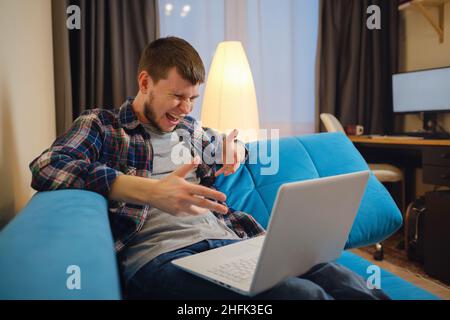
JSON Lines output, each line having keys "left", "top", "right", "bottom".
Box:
{"left": 143, "top": 92, "right": 166, "bottom": 134}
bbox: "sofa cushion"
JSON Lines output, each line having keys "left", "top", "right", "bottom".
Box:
{"left": 215, "top": 132, "right": 403, "bottom": 248}
{"left": 337, "top": 251, "right": 439, "bottom": 300}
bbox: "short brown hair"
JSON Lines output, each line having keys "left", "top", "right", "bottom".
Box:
{"left": 138, "top": 36, "right": 205, "bottom": 85}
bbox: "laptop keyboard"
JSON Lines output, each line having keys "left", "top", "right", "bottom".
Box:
{"left": 206, "top": 255, "right": 258, "bottom": 283}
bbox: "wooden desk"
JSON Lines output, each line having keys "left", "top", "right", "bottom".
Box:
{"left": 348, "top": 135, "right": 450, "bottom": 206}
{"left": 349, "top": 136, "right": 450, "bottom": 284}
{"left": 349, "top": 136, "right": 450, "bottom": 147}
{"left": 350, "top": 135, "right": 450, "bottom": 284}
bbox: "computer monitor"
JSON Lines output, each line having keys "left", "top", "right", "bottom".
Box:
{"left": 392, "top": 66, "right": 450, "bottom": 134}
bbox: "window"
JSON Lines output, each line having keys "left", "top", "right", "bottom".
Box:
{"left": 158, "top": 0, "right": 319, "bottom": 136}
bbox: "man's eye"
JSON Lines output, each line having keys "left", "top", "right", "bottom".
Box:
{"left": 175, "top": 95, "right": 188, "bottom": 101}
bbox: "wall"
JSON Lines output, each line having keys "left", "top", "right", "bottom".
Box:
{"left": 0, "top": 0, "right": 56, "bottom": 228}
{"left": 398, "top": 2, "right": 450, "bottom": 197}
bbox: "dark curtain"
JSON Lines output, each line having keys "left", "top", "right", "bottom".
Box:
{"left": 318, "top": 0, "right": 399, "bottom": 135}
{"left": 52, "top": 0, "right": 75, "bottom": 135}
{"left": 53, "top": 0, "right": 158, "bottom": 133}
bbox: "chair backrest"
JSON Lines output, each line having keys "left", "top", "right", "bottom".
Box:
{"left": 320, "top": 113, "right": 345, "bottom": 133}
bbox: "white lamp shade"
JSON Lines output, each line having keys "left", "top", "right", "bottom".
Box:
{"left": 201, "top": 41, "right": 260, "bottom": 140}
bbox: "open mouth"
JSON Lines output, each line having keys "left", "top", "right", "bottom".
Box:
{"left": 165, "top": 112, "right": 182, "bottom": 125}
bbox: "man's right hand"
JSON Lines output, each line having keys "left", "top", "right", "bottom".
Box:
{"left": 148, "top": 160, "right": 228, "bottom": 216}
{"left": 109, "top": 159, "right": 229, "bottom": 216}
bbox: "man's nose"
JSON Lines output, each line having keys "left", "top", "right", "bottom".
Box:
{"left": 178, "top": 99, "right": 192, "bottom": 114}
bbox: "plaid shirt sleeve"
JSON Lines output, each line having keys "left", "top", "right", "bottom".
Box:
{"left": 29, "top": 111, "right": 123, "bottom": 197}
{"left": 199, "top": 126, "right": 264, "bottom": 238}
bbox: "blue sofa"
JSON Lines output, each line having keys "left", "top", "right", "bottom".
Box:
{"left": 0, "top": 133, "right": 439, "bottom": 299}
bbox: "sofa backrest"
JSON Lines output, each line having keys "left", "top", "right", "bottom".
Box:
{"left": 214, "top": 132, "right": 403, "bottom": 249}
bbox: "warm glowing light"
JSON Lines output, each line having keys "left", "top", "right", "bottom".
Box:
{"left": 201, "top": 41, "right": 260, "bottom": 142}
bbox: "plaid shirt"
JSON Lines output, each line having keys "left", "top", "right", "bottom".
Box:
{"left": 30, "top": 98, "right": 265, "bottom": 252}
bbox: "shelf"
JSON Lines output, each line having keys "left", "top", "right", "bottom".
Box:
{"left": 399, "top": 0, "right": 450, "bottom": 43}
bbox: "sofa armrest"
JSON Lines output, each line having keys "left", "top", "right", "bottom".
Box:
{"left": 0, "top": 190, "right": 121, "bottom": 299}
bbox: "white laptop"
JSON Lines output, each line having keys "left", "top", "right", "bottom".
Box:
{"left": 172, "top": 170, "right": 370, "bottom": 296}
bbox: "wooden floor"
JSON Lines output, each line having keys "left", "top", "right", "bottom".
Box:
{"left": 351, "top": 233, "right": 450, "bottom": 300}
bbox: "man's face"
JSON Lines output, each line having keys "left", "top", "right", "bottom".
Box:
{"left": 143, "top": 67, "right": 200, "bottom": 133}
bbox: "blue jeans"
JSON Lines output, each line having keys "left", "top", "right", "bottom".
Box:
{"left": 125, "top": 239, "right": 390, "bottom": 300}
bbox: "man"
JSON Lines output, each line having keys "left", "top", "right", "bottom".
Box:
{"left": 30, "top": 37, "right": 389, "bottom": 300}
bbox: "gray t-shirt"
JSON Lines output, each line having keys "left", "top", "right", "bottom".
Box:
{"left": 120, "top": 123, "right": 240, "bottom": 283}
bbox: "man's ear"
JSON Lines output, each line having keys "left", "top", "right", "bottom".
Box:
{"left": 137, "top": 71, "right": 154, "bottom": 94}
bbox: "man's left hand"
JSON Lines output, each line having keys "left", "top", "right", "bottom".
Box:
{"left": 215, "top": 129, "right": 245, "bottom": 177}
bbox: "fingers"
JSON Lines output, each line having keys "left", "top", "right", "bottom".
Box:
{"left": 187, "top": 196, "right": 229, "bottom": 214}
{"left": 229, "top": 162, "right": 240, "bottom": 175}
{"left": 215, "top": 165, "right": 239, "bottom": 177}
{"left": 172, "top": 156, "right": 201, "bottom": 178}
{"left": 219, "top": 136, "right": 244, "bottom": 176}
{"left": 223, "top": 164, "right": 239, "bottom": 176}
{"left": 215, "top": 153, "right": 241, "bottom": 177}
{"left": 226, "top": 129, "right": 239, "bottom": 142}
{"left": 223, "top": 129, "right": 238, "bottom": 166}
{"left": 214, "top": 167, "right": 226, "bottom": 177}
{"left": 187, "top": 183, "right": 227, "bottom": 202}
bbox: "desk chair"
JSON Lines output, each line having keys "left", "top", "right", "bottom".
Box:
{"left": 320, "top": 113, "right": 405, "bottom": 260}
